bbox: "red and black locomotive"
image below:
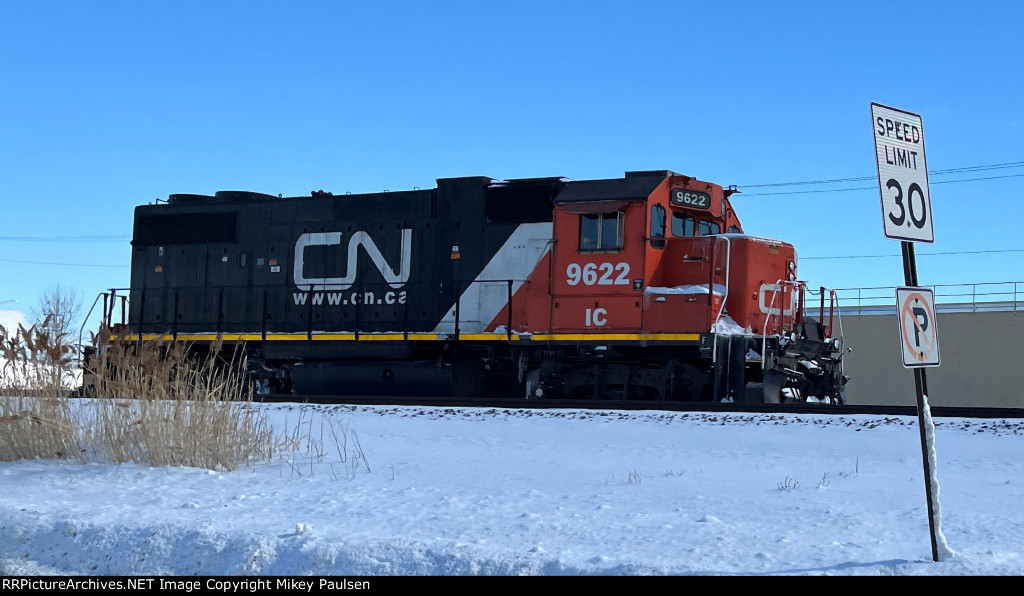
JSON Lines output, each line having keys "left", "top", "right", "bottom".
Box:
{"left": 109, "top": 169, "right": 847, "bottom": 403}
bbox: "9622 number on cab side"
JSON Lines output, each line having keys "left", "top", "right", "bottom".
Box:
{"left": 565, "top": 262, "right": 630, "bottom": 286}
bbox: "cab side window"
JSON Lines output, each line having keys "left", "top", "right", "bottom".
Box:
{"left": 672, "top": 213, "right": 696, "bottom": 237}
{"left": 580, "top": 212, "right": 624, "bottom": 251}
{"left": 698, "top": 220, "right": 721, "bottom": 236}
{"left": 650, "top": 205, "right": 666, "bottom": 248}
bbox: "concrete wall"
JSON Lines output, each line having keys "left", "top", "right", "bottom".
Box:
{"left": 836, "top": 310, "right": 1024, "bottom": 407}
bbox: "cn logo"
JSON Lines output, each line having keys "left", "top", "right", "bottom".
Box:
{"left": 758, "top": 283, "right": 796, "bottom": 316}
{"left": 293, "top": 230, "right": 412, "bottom": 291}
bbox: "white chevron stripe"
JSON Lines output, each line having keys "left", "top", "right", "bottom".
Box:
{"left": 432, "top": 222, "right": 553, "bottom": 333}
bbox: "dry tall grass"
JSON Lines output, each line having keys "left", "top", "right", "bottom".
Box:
{"left": 0, "top": 316, "right": 78, "bottom": 394}
{"left": 1, "top": 323, "right": 287, "bottom": 471}
{"left": 0, "top": 319, "right": 84, "bottom": 463}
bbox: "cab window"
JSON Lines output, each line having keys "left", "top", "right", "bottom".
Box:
{"left": 649, "top": 204, "right": 666, "bottom": 249}
{"left": 650, "top": 204, "right": 666, "bottom": 236}
{"left": 672, "top": 213, "right": 696, "bottom": 237}
{"left": 580, "top": 212, "right": 624, "bottom": 251}
{"left": 698, "top": 220, "right": 721, "bottom": 236}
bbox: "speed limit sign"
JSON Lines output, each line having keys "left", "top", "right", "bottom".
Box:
{"left": 871, "top": 103, "right": 934, "bottom": 243}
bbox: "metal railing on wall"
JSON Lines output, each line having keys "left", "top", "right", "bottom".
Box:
{"left": 821, "top": 281, "right": 1023, "bottom": 315}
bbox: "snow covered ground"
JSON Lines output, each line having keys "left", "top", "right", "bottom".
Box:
{"left": 2, "top": 403, "right": 1024, "bottom": 576}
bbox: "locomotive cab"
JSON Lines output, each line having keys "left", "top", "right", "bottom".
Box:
{"left": 548, "top": 171, "right": 796, "bottom": 337}
{"left": 541, "top": 171, "right": 846, "bottom": 403}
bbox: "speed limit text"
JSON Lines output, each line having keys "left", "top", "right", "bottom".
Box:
{"left": 875, "top": 116, "right": 922, "bottom": 170}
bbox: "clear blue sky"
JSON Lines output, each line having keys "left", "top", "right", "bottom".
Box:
{"left": 1, "top": 1, "right": 1021, "bottom": 334}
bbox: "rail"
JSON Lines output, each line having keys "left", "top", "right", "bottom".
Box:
{"left": 824, "top": 281, "right": 1024, "bottom": 314}
{"left": 253, "top": 394, "right": 1024, "bottom": 417}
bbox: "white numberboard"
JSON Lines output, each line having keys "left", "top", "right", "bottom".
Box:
{"left": 896, "top": 287, "right": 940, "bottom": 368}
{"left": 871, "top": 102, "right": 934, "bottom": 243}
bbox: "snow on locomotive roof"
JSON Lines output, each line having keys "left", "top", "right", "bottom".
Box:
{"left": 487, "top": 176, "right": 570, "bottom": 186}
{"left": 719, "top": 232, "right": 787, "bottom": 245}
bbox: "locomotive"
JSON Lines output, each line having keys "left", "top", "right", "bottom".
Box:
{"left": 105, "top": 169, "right": 847, "bottom": 403}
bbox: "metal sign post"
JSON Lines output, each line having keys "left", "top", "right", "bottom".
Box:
{"left": 871, "top": 102, "right": 944, "bottom": 562}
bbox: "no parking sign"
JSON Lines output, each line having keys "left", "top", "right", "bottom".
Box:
{"left": 896, "top": 287, "right": 940, "bottom": 368}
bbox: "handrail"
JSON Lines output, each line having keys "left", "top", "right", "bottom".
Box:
{"left": 825, "top": 280, "right": 1024, "bottom": 312}
{"left": 834, "top": 290, "right": 845, "bottom": 378}
{"left": 77, "top": 290, "right": 108, "bottom": 356}
{"left": 761, "top": 279, "right": 802, "bottom": 371}
{"left": 100, "top": 280, "right": 528, "bottom": 338}
{"left": 711, "top": 236, "right": 731, "bottom": 363}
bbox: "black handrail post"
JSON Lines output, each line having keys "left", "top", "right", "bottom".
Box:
{"left": 172, "top": 291, "right": 179, "bottom": 341}
{"left": 217, "top": 288, "right": 224, "bottom": 335}
{"left": 453, "top": 281, "right": 461, "bottom": 340}
{"left": 261, "top": 289, "right": 268, "bottom": 342}
{"left": 354, "top": 283, "right": 361, "bottom": 341}
{"left": 403, "top": 283, "right": 410, "bottom": 341}
{"left": 820, "top": 286, "right": 825, "bottom": 323}
{"left": 306, "top": 285, "right": 314, "bottom": 341}
{"left": 507, "top": 279, "right": 513, "bottom": 340}
{"left": 137, "top": 291, "right": 146, "bottom": 343}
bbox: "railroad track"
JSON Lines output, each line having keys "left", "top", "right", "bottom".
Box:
{"left": 255, "top": 394, "right": 1024, "bottom": 419}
